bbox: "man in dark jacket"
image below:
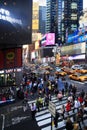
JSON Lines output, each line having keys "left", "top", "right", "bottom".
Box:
{"left": 54, "top": 111, "right": 59, "bottom": 128}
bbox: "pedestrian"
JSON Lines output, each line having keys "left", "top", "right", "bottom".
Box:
{"left": 74, "top": 98, "right": 80, "bottom": 112}
{"left": 36, "top": 98, "right": 40, "bottom": 112}
{"left": 54, "top": 111, "right": 59, "bottom": 128}
{"left": 60, "top": 105, "right": 65, "bottom": 120}
{"left": 80, "top": 89, "right": 85, "bottom": 99}
{"left": 76, "top": 108, "right": 84, "bottom": 129}
{"left": 73, "top": 121, "right": 79, "bottom": 130}
{"left": 57, "top": 91, "right": 63, "bottom": 102}
{"left": 30, "top": 103, "right": 36, "bottom": 120}
{"left": 65, "top": 117, "right": 73, "bottom": 130}
{"left": 84, "top": 126, "right": 87, "bottom": 130}
{"left": 65, "top": 100, "right": 71, "bottom": 115}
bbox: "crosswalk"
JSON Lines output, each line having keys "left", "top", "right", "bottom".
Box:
{"left": 28, "top": 95, "right": 87, "bottom": 130}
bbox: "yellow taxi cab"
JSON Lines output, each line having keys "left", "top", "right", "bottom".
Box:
{"left": 69, "top": 74, "right": 87, "bottom": 82}
{"left": 76, "top": 69, "right": 87, "bottom": 74}
{"left": 62, "top": 67, "right": 76, "bottom": 74}
{"left": 58, "top": 71, "right": 67, "bottom": 76}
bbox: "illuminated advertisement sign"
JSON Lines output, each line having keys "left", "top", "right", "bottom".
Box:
{"left": 61, "top": 42, "right": 86, "bottom": 55}
{"left": 32, "top": 2, "right": 39, "bottom": 30}
{"left": 0, "top": 0, "right": 32, "bottom": 48}
{"left": 67, "top": 28, "right": 87, "bottom": 44}
{"left": 41, "top": 33, "right": 55, "bottom": 46}
{"left": 0, "top": 8, "right": 22, "bottom": 25}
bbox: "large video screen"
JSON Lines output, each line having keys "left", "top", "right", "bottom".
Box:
{"left": 0, "top": 0, "right": 32, "bottom": 49}
{"left": 40, "top": 33, "right": 55, "bottom": 47}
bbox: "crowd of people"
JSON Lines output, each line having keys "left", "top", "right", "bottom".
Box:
{"left": 0, "top": 86, "right": 16, "bottom": 104}
{"left": 18, "top": 72, "right": 87, "bottom": 130}
{"left": 1, "top": 70, "right": 87, "bottom": 129}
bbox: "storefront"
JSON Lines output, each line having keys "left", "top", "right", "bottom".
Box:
{"left": 0, "top": 68, "right": 22, "bottom": 87}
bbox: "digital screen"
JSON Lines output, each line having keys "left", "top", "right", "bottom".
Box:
{"left": 68, "top": 54, "right": 85, "bottom": 60}
{"left": 67, "top": 28, "right": 87, "bottom": 44}
{"left": 40, "top": 33, "right": 55, "bottom": 47}
{"left": 0, "top": 0, "right": 32, "bottom": 49}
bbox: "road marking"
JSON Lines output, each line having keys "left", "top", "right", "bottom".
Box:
{"left": 12, "top": 116, "right": 30, "bottom": 125}
{"left": 1, "top": 114, "right": 5, "bottom": 130}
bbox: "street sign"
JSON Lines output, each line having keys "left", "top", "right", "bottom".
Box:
{"left": 48, "top": 101, "right": 56, "bottom": 117}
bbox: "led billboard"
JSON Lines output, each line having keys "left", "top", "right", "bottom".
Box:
{"left": 40, "top": 33, "right": 55, "bottom": 47}
{"left": 67, "top": 28, "right": 87, "bottom": 44}
{"left": 0, "top": 0, "right": 32, "bottom": 49}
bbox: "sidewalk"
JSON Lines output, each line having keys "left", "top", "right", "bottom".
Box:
{"left": 5, "top": 118, "right": 41, "bottom": 130}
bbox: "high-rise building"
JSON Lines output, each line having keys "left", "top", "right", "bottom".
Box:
{"left": 39, "top": 6, "right": 46, "bottom": 35}
{"left": 46, "top": 0, "right": 58, "bottom": 43}
{"left": 46, "top": 0, "right": 83, "bottom": 44}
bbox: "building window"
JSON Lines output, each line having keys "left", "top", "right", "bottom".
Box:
{"left": 71, "top": 2, "right": 77, "bottom": 9}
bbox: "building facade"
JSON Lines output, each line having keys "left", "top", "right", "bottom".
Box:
{"left": 46, "top": 0, "right": 58, "bottom": 43}
{"left": 46, "top": 0, "right": 83, "bottom": 45}
{"left": 39, "top": 6, "right": 46, "bottom": 35}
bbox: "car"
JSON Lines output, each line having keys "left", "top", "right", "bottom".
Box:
{"left": 71, "top": 65, "right": 83, "bottom": 70}
{"left": 61, "top": 67, "right": 76, "bottom": 74}
{"left": 69, "top": 74, "right": 87, "bottom": 82}
{"left": 55, "top": 67, "right": 61, "bottom": 72}
{"left": 75, "top": 69, "right": 87, "bottom": 74}
{"left": 58, "top": 71, "right": 67, "bottom": 76}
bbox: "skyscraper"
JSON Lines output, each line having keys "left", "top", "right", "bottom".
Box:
{"left": 46, "top": 0, "right": 58, "bottom": 43}
{"left": 39, "top": 6, "right": 46, "bottom": 35}
{"left": 46, "top": 0, "right": 83, "bottom": 45}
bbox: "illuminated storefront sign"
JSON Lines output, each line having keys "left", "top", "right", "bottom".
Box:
{"left": 61, "top": 42, "right": 86, "bottom": 55}
{"left": 0, "top": 8, "right": 22, "bottom": 25}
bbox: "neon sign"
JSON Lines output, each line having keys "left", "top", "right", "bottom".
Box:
{"left": 0, "top": 8, "right": 22, "bottom": 25}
